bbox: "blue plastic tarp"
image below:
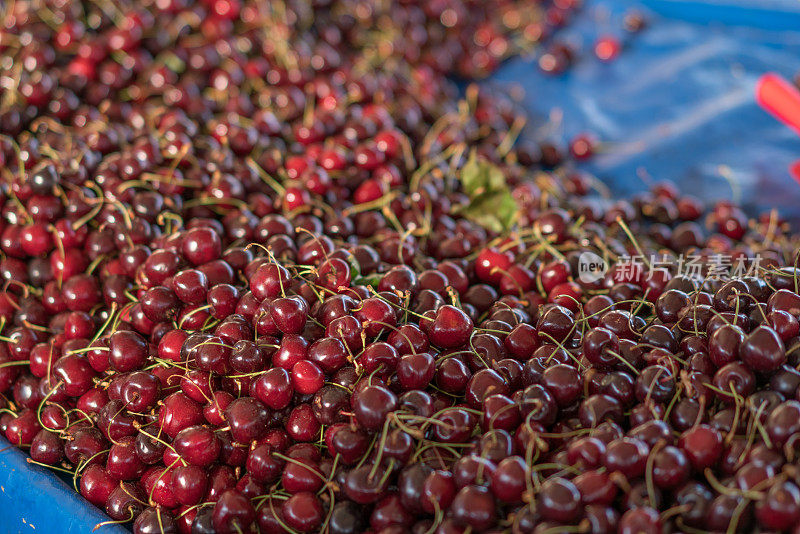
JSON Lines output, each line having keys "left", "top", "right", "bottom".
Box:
{"left": 488, "top": 0, "right": 800, "bottom": 220}
{"left": 0, "top": 442, "right": 126, "bottom": 534}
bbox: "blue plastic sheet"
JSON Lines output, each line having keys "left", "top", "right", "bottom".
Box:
{"left": 487, "top": 0, "right": 800, "bottom": 220}
{"left": 0, "top": 442, "right": 126, "bottom": 534}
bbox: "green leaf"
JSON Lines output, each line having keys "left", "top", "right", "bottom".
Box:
{"left": 459, "top": 190, "right": 518, "bottom": 233}
{"left": 456, "top": 150, "right": 519, "bottom": 233}
{"left": 460, "top": 150, "right": 507, "bottom": 198}
{"left": 352, "top": 273, "right": 382, "bottom": 288}
{"left": 342, "top": 250, "right": 361, "bottom": 278}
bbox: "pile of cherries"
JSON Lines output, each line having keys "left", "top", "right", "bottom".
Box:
{"left": 1, "top": 0, "right": 800, "bottom": 533}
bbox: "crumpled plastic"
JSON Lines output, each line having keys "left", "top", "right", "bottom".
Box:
{"left": 487, "top": 0, "right": 800, "bottom": 221}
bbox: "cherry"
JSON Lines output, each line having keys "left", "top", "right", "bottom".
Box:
{"left": 481, "top": 393, "right": 521, "bottom": 431}
{"left": 64, "top": 427, "right": 108, "bottom": 467}
{"left": 634, "top": 365, "right": 676, "bottom": 404}
{"left": 427, "top": 305, "right": 473, "bottom": 348}
{"left": 30, "top": 429, "right": 64, "bottom": 465}
{"left": 740, "top": 325, "right": 786, "bottom": 372}
{"left": 316, "top": 257, "right": 351, "bottom": 291}
{"left": 292, "top": 360, "right": 324, "bottom": 395}
{"left": 504, "top": 323, "right": 540, "bottom": 359}
{"left": 109, "top": 330, "right": 149, "bottom": 372}
{"left": 192, "top": 336, "right": 232, "bottom": 374}
{"left": 79, "top": 464, "right": 116, "bottom": 507}
{"left": 450, "top": 485, "right": 497, "bottom": 530}
{"left": 251, "top": 368, "right": 292, "bottom": 410}
{"left": 62, "top": 274, "right": 101, "bottom": 312}
{"left": 182, "top": 227, "right": 221, "bottom": 265}
{"left": 709, "top": 323, "right": 745, "bottom": 367}
{"left": 537, "top": 304, "right": 575, "bottom": 342}
{"left": 712, "top": 362, "right": 755, "bottom": 404}
{"left": 418, "top": 470, "right": 456, "bottom": 514}
{"left": 769, "top": 309, "right": 800, "bottom": 340}
{"left": 282, "top": 491, "right": 324, "bottom": 533}
{"left": 142, "top": 287, "right": 180, "bottom": 326}
{"left": 272, "top": 334, "right": 309, "bottom": 369}
{"left": 121, "top": 371, "right": 161, "bottom": 412}
{"left": 353, "top": 297, "right": 396, "bottom": 338}
{"left": 677, "top": 424, "right": 723, "bottom": 470}
{"left": 755, "top": 480, "right": 800, "bottom": 530}
{"left": 308, "top": 337, "right": 348, "bottom": 374}
{"left": 602, "top": 437, "right": 649, "bottom": 479}
{"left": 171, "top": 465, "right": 208, "bottom": 506}
{"left": 353, "top": 384, "right": 397, "bottom": 430}
{"left": 269, "top": 296, "right": 309, "bottom": 334}
{"left": 358, "top": 342, "right": 398, "bottom": 378}
{"left": 490, "top": 456, "right": 528, "bottom": 503}
{"left": 282, "top": 458, "right": 323, "bottom": 493}
{"left": 397, "top": 352, "right": 436, "bottom": 390}
{"left": 228, "top": 340, "right": 265, "bottom": 374}
{"left": 241, "top": 442, "right": 280, "bottom": 483}
{"left": 105, "top": 482, "right": 146, "bottom": 521}
{"left": 312, "top": 386, "right": 349, "bottom": 426}
{"left": 133, "top": 508, "right": 177, "bottom": 534}
{"left": 330, "top": 427, "right": 369, "bottom": 464}
{"left": 224, "top": 397, "right": 269, "bottom": 443}
{"left": 287, "top": 403, "right": 321, "bottom": 442}
{"left": 766, "top": 400, "right": 800, "bottom": 446}
{"left": 174, "top": 425, "right": 220, "bottom": 467}
{"left": 106, "top": 436, "right": 145, "bottom": 480}
{"left": 208, "top": 284, "right": 240, "bottom": 319}
{"left": 650, "top": 445, "right": 690, "bottom": 489}
{"left": 159, "top": 392, "right": 204, "bottom": 439}
{"left": 618, "top": 507, "right": 661, "bottom": 534}
{"left": 344, "top": 465, "right": 389, "bottom": 504}
{"left": 475, "top": 248, "right": 513, "bottom": 285}
{"left": 212, "top": 489, "right": 255, "bottom": 533}
{"left": 582, "top": 327, "right": 620, "bottom": 369}
{"left": 50, "top": 249, "right": 88, "bottom": 282}
{"left": 370, "top": 494, "right": 413, "bottom": 530}
{"left": 52, "top": 353, "right": 96, "bottom": 396}
{"left": 579, "top": 394, "right": 624, "bottom": 428}
{"left": 97, "top": 399, "right": 137, "bottom": 441}
{"left": 172, "top": 268, "right": 209, "bottom": 304}
{"left": 250, "top": 263, "right": 291, "bottom": 301}
{"left": 0, "top": 1, "right": 791, "bottom": 529}
{"left": 5, "top": 409, "right": 41, "bottom": 446}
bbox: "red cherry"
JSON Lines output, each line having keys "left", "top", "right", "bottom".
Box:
{"left": 475, "top": 248, "right": 514, "bottom": 285}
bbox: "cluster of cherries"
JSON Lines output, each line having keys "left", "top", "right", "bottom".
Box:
{"left": 1, "top": 0, "right": 800, "bottom": 533}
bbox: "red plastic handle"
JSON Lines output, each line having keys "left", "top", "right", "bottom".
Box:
{"left": 756, "top": 73, "right": 800, "bottom": 137}
{"left": 791, "top": 159, "right": 800, "bottom": 185}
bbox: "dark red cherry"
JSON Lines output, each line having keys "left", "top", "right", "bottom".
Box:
{"left": 172, "top": 465, "right": 208, "bottom": 506}
{"left": 212, "top": 489, "right": 255, "bottom": 533}
{"left": 225, "top": 397, "right": 269, "bottom": 444}
{"left": 182, "top": 227, "right": 222, "bottom": 265}
{"left": 281, "top": 491, "right": 324, "bottom": 533}
{"left": 740, "top": 325, "right": 786, "bottom": 372}
{"left": 428, "top": 305, "right": 473, "bottom": 348}
{"left": 109, "top": 330, "right": 149, "bottom": 372}
{"left": 269, "top": 296, "right": 309, "bottom": 334}
{"left": 678, "top": 425, "right": 723, "bottom": 470}
{"left": 353, "top": 385, "right": 397, "bottom": 431}
{"left": 80, "top": 465, "right": 116, "bottom": 507}
{"left": 174, "top": 425, "right": 221, "bottom": 467}
{"left": 450, "top": 485, "right": 497, "bottom": 530}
